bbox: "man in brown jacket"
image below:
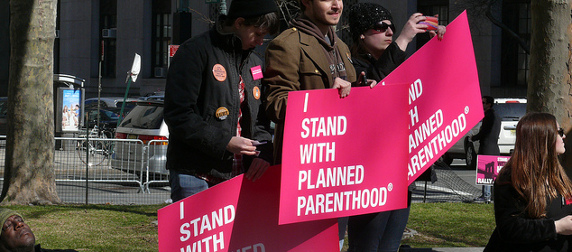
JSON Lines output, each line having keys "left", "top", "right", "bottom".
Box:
{"left": 263, "top": 0, "right": 359, "bottom": 249}
{"left": 264, "top": 0, "right": 357, "bottom": 165}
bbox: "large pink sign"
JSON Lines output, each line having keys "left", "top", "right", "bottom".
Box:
{"left": 280, "top": 84, "right": 410, "bottom": 224}
{"left": 158, "top": 165, "right": 338, "bottom": 252}
{"left": 476, "top": 155, "right": 509, "bottom": 185}
{"left": 383, "top": 11, "right": 484, "bottom": 183}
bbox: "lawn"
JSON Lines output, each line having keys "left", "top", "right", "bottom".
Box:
{"left": 402, "top": 202, "right": 495, "bottom": 248}
{"left": 7, "top": 204, "right": 163, "bottom": 252}
{"left": 4, "top": 202, "right": 495, "bottom": 251}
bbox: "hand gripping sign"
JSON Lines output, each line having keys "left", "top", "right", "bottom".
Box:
{"left": 158, "top": 165, "right": 338, "bottom": 252}
{"left": 280, "top": 84, "right": 410, "bottom": 225}
{"left": 382, "top": 11, "right": 484, "bottom": 183}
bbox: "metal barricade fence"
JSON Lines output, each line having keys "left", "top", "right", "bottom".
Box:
{"left": 55, "top": 136, "right": 170, "bottom": 204}
{"left": 0, "top": 136, "right": 171, "bottom": 205}
{"left": 144, "top": 140, "right": 169, "bottom": 192}
{"left": 56, "top": 137, "right": 144, "bottom": 187}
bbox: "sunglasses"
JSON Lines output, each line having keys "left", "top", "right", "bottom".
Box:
{"left": 558, "top": 128, "right": 565, "bottom": 137}
{"left": 370, "top": 21, "right": 395, "bottom": 33}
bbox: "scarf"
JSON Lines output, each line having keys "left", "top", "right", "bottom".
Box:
{"left": 290, "top": 16, "right": 348, "bottom": 83}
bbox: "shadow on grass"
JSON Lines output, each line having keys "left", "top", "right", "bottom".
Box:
{"left": 18, "top": 204, "right": 165, "bottom": 219}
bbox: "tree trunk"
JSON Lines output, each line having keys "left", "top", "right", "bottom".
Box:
{"left": 2, "top": 0, "right": 60, "bottom": 204}
{"left": 564, "top": 1, "right": 572, "bottom": 173}
{"left": 528, "top": 0, "right": 572, "bottom": 172}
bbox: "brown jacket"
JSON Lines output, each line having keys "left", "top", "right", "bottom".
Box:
{"left": 264, "top": 27, "right": 357, "bottom": 164}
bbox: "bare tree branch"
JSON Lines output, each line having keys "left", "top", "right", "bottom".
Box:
{"left": 484, "top": 1, "right": 530, "bottom": 54}
{"left": 454, "top": 0, "right": 530, "bottom": 55}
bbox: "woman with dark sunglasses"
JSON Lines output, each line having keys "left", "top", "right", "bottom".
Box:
{"left": 485, "top": 112, "right": 572, "bottom": 252}
{"left": 345, "top": 3, "right": 446, "bottom": 252}
{"left": 348, "top": 3, "right": 445, "bottom": 87}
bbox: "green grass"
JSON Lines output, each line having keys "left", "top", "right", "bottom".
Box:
{"left": 341, "top": 202, "right": 495, "bottom": 251}
{"left": 4, "top": 202, "right": 494, "bottom": 251}
{"left": 6, "top": 204, "right": 164, "bottom": 252}
{"left": 402, "top": 202, "right": 495, "bottom": 248}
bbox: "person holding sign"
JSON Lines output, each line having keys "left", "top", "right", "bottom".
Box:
{"left": 349, "top": 3, "right": 445, "bottom": 86}
{"left": 346, "top": 3, "right": 445, "bottom": 252}
{"left": 164, "top": 0, "right": 279, "bottom": 202}
{"left": 485, "top": 112, "right": 572, "bottom": 251}
{"left": 264, "top": 0, "right": 366, "bottom": 165}
{"left": 263, "top": 0, "right": 369, "bottom": 249}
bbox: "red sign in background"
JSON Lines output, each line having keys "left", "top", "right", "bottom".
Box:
{"left": 169, "top": 44, "right": 180, "bottom": 57}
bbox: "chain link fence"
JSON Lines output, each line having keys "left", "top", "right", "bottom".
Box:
{"left": 411, "top": 161, "right": 482, "bottom": 203}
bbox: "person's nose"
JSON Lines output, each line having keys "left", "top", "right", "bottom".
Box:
{"left": 386, "top": 28, "right": 394, "bottom": 36}
{"left": 14, "top": 220, "right": 24, "bottom": 230}
{"left": 332, "top": 0, "right": 341, "bottom": 9}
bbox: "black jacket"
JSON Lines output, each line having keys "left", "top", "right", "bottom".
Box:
{"left": 485, "top": 171, "right": 572, "bottom": 251}
{"left": 352, "top": 42, "right": 406, "bottom": 84}
{"left": 164, "top": 27, "right": 273, "bottom": 176}
{"left": 472, "top": 108, "right": 501, "bottom": 155}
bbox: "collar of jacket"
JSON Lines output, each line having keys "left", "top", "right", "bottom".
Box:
{"left": 212, "top": 16, "right": 255, "bottom": 55}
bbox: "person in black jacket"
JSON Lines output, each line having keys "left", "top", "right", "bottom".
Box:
{"left": 164, "top": 0, "right": 279, "bottom": 202}
{"left": 349, "top": 4, "right": 444, "bottom": 87}
{"left": 485, "top": 112, "right": 572, "bottom": 252}
{"left": 347, "top": 3, "right": 445, "bottom": 252}
{"left": 471, "top": 96, "right": 501, "bottom": 203}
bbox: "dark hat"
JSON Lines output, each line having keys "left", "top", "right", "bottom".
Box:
{"left": 227, "top": 0, "right": 279, "bottom": 19}
{"left": 348, "top": 3, "right": 393, "bottom": 41}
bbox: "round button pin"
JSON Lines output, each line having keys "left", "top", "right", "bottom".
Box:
{"left": 253, "top": 86, "right": 261, "bottom": 100}
{"left": 215, "top": 107, "right": 230, "bottom": 120}
{"left": 212, "top": 64, "right": 227, "bottom": 82}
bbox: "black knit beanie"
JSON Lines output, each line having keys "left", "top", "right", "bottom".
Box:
{"left": 348, "top": 3, "right": 393, "bottom": 41}
{"left": 227, "top": 0, "right": 279, "bottom": 19}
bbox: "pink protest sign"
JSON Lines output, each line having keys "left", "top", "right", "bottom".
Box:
{"left": 280, "top": 84, "right": 410, "bottom": 225}
{"left": 383, "top": 11, "right": 484, "bottom": 183}
{"left": 476, "top": 155, "right": 509, "bottom": 185}
{"left": 158, "top": 165, "right": 338, "bottom": 252}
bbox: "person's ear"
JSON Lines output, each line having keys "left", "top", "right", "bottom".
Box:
{"left": 234, "top": 17, "right": 245, "bottom": 30}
